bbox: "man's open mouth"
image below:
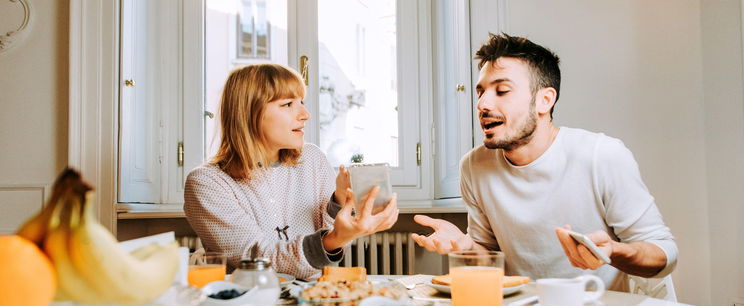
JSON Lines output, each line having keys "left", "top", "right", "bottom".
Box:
{"left": 483, "top": 121, "right": 504, "bottom": 130}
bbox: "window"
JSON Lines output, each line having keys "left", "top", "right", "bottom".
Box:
{"left": 237, "top": 0, "right": 270, "bottom": 59}
{"left": 118, "top": 0, "right": 482, "bottom": 204}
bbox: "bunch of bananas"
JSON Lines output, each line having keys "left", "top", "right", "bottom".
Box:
{"left": 16, "top": 168, "right": 180, "bottom": 304}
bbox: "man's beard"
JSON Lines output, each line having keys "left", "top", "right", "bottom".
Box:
{"left": 483, "top": 97, "right": 537, "bottom": 151}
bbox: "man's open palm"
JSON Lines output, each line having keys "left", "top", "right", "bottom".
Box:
{"left": 411, "top": 215, "right": 474, "bottom": 254}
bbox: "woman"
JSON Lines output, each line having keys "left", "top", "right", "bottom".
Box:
{"left": 184, "top": 63, "right": 398, "bottom": 279}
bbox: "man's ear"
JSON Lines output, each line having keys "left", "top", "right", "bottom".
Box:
{"left": 536, "top": 87, "right": 557, "bottom": 116}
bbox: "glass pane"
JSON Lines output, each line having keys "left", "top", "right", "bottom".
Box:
{"left": 238, "top": 0, "right": 254, "bottom": 57}
{"left": 255, "top": 0, "right": 269, "bottom": 58}
{"left": 205, "top": 0, "right": 287, "bottom": 157}
{"left": 318, "top": 0, "right": 399, "bottom": 167}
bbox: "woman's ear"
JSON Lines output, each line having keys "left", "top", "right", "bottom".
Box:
{"left": 536, "top": 87, "right": 557, "bottom": 116}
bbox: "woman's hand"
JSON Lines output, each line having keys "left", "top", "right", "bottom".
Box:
{"left": 323, "top": 186, "right": 399, "bottom": 251}
{"left": 333, "top": 165, "right": 351, "bottom": 204}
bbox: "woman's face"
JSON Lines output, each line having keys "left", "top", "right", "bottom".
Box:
{"left": 260, "top": 97, "right": 310, "bottom": 154}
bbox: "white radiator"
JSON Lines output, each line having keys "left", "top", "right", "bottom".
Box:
{"left": 340, "top": 232, "right": 416, "bottom": 275}
{"left": 177, "top": 235, "right": 203, "bottom": 252}
{"left": 178, "top": 232, "right": 418, "bottom": 275}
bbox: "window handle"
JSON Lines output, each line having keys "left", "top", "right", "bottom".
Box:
{"left": 300, "top": 55, "right": 309, "bottom": 86}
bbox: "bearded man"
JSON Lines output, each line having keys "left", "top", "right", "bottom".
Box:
{"left": 412, "top": 33, "right": 677, "bottom": 291}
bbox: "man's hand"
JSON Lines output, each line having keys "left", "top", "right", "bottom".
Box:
{"left": 333, "top": 165, "right": 351, "bottom": 204}
{"left": 555, "top": 225, "right": 614, "bottom": 270}
{"left": 411, "top": 215, "right": 480, "bottom": 254}
{"left": 324, "top": 186, "right": 399, "bottom": 251}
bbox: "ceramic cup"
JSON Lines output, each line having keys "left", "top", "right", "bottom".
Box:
{"left": 536, "top": 275, "right": 605, "bottom": 306}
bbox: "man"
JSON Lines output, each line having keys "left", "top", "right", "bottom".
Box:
{"left": 412, "top": 33, "right": 677, "bottom": 290}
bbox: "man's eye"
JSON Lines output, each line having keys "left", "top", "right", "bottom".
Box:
{"left": 497, "top": 90, "right": 509, "bottom": 95}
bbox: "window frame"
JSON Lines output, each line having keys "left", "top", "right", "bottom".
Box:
{"left": 70, "top": 0, "right": 509, "bottom": 230}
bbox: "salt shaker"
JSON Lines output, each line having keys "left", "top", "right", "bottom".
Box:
{"left": 229, "top": 258, "right": 280, "bottom": 305}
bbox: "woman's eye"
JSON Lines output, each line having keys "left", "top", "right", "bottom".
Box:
{"left": 497, "top": 90, "right": 509, "bottom": 95}
{"left": 282, "top": 102, "right": 292, "bottom": 107}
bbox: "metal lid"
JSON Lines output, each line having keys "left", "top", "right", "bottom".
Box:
{"left": 238, "top": 258, "right": 272, "bottom": 271}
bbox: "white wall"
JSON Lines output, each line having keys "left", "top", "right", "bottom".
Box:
{"left": 0, "top": 1, "right": 69, "bottom": 232}
{"left": 505, "top": 1, "right": 712, "bottom": 305}
{"left": 701, "top": 1, "right": 744, "bottom": 305}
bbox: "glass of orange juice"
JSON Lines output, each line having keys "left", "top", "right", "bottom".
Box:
{"left": 448, "top": 250, "right": 505, "bottom": 306}
{"left": 188, "top": 252, "right": 226, "bottom": 288}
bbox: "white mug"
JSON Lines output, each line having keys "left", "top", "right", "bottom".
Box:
{"left": 536, "top": 275, "right": 605, "bottom": 306}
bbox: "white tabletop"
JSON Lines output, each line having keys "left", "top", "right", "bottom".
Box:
{"left": 375, "top": 275, "right": 691, "bottom": 306}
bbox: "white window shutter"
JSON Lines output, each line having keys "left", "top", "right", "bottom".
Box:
{"left": 434, "top": 0, "right": 474, "bottom": 199}
{"left": 119, "top": 0, "right": 161, "bottom": 203}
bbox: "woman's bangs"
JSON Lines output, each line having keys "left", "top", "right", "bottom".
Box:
{"left": 269, "top": 71, "right": 306, "bottom": 102}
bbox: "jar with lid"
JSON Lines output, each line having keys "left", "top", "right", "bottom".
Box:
{"left": 228, "top": 258, "right": 280, "bottom": 305}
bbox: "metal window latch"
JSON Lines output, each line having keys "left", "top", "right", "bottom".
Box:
{"left": 300, "top": 55, "right": 309, "bottom": 86}
{"left": 177, "top": 142, "right": 184, "bottom": 167}
{"left": 416, "top": 142, "right": 421, "bottom": 166}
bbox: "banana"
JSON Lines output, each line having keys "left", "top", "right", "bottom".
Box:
{"left": 44, "top": 188, "right": 107, "bottom": 303}
{"left": 21, "top": 168, "right": 180, "bottom": 304}
{"left": 16, "top": 169, "right": 77, "bottom": 246}
{"left": 67, "top": 190, "right": 180, "bottom": 303}
{"left": 129, "top": 241, "right": 163, "bottom": 260}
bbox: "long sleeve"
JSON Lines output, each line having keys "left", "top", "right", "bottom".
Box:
{"left": 184, "top": 164, "right": 339, "bottom": 280}
{"left": 460, "top": 153, "right": 500, "bottom": 251}
{"left": 594, "top": 137, "right": 678, "bottom": 278}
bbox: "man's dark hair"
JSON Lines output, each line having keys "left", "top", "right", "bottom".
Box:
{"left": 475, "top": 33, "right": 561, "bottom": 119}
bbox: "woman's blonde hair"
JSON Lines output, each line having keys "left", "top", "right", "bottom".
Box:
{"left": 211, "top": 63, "right": 306, "bottom": 181}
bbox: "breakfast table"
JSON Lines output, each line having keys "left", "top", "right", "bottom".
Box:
{"left": 357, "top": 275, "right": 692, "bottom": 306}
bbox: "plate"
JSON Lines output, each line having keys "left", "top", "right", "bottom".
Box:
{"left": 426, "top": 281, "right": 525, "bottom": 296}
{"left": 276, "top": 273, "right": 296, "bottom": 286}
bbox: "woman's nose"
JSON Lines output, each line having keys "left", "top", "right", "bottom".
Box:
{"left": 298, "top": 104, "right": 311, "bottom": 121}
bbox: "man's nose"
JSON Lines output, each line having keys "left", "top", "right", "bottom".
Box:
{"left": 477, "top": 93, "right": 494, "bottom": 113}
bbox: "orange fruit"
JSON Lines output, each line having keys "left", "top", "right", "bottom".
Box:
{"left": 0, "top": 235, "right": 56, "bottom": 306}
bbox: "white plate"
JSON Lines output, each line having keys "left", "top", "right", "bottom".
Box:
{"left": 225, "top": 273, "right": 296, "bottom": 287}
{"left": 426, "top": 281, "right": 524, "bottom": 296}
{"left": 276, "top": 273, "right": 296, "bottom": 286}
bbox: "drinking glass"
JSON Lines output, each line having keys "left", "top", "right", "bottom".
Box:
{"left": 187, "top": 252, "right": 226, "bottom": 288}
{"left": 448, "top": 250, "right": 505, "bottom": 306}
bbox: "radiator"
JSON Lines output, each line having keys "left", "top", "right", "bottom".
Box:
{"left": 178, "top": 232, "right": 418, "bottom": 275}
{"left": 340, "top": 232, "right": 416, "bottom": 275}
{"left": 177, "top": 235, "right": 203, "bottom": 252}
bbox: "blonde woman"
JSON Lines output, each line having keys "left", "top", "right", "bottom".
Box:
{"left": 184, "top": 64, "right": 399, "bottom": 279}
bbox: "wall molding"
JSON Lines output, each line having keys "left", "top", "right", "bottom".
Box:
{"left": 0, "top": 0, "right": 32, "bottom": 54}
{"left": 0, "top": 184, "right": 46, "bottom": 233}
{"left": 0, "top": 184, "right": 47, "bottom": 202}
{"left": 69, "top": 0, "right": 119, "bottom": 234}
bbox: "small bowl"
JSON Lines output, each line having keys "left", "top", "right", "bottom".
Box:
{"left": 201, "top": 281, "right": 255, "bottom": 306}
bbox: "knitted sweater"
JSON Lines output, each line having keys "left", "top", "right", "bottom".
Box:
{"left": 184, "top": 143, "right": 342, "bottom": 280}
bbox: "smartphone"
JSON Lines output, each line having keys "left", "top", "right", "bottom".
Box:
{"left": 348, "top": 163, "right": 393, "bottom": 215}
{"left": 564, "top": 230, "right": 612, "bottom": 264}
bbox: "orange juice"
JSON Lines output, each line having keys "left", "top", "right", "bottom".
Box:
{"left": 188, "top": 264, "right": 226, "bottom": 288}
{"left": 450, "top": 266, "right": 504, "bottom": 306}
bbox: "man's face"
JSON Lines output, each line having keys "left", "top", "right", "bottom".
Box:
{"left": 475, "top": 57, "right": 538, "bottom": 151}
